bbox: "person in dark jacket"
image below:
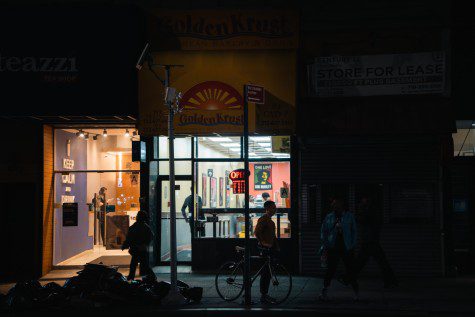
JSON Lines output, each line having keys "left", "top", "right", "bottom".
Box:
{"left": 340, "top": 196, "right": 397, "bottom": 288}
{"left": 122, "top": 210, "right": 154, "bottom": 280}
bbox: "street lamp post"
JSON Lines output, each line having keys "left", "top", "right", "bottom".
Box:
{"left": 136, "top": 44, "right": 184, "bottom": 303}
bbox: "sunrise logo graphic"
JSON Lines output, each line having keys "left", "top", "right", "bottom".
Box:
{"left": 181, "top": 81, "right": 243, "bottom": 111}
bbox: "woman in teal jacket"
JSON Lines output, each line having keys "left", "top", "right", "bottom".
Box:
{"left": 320, "top": 200, "right": 359, "bottom": 301}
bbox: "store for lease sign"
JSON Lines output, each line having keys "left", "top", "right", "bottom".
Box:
{"left": 152, "top": 10, "right": 298, "bottom": 50}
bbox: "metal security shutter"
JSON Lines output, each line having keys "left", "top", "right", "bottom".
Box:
{"left": 299, "top": 136, "right": 443, "bottom": 276}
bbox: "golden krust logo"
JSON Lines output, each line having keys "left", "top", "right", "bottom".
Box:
{"left": 179, "top": 81, "right": 244, "bottom": 127}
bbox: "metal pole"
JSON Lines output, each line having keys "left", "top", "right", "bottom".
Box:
{"left": 243, "top": 85, "right": 251, "bottom": 306}
{"left": 165, "top": 66, "right": 179, "bottom": 292}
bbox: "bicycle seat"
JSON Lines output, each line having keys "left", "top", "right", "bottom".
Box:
{"left": 235, "top": 246, "right": 245, "bottom": 252}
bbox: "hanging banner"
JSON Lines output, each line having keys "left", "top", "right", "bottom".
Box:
{"left": 150, "top": 10, "right": 298, "bottom": 50}
{"left": 309, "top": 51, "right": 447, "bottom": 97}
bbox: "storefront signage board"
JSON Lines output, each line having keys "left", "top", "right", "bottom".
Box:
{"left": 150, "top": 10, "right": 298, "bottom": 50}
{"left": 139, "top": 50, "right": 296, "bottom": 136}
{"left": 310, "top": 51, "right": 447, "bottom": 97}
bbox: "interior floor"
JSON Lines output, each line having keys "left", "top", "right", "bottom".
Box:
{"left": 56, "top": 245, "right": 130, "bottom": 266}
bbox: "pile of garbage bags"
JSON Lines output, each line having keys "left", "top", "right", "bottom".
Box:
{"left": 0, "top": 263, "right": 202, "bottom": 311}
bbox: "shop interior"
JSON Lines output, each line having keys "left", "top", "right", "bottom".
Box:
{"left": 156, "top": 135, "right": 292, "bottom": 265}
{"left": 53, "top": 127, "right": 140, "bottom": 266}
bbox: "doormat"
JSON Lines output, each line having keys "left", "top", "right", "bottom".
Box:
{"left": 89, "top": 255, "right": 131, "bottom": 266}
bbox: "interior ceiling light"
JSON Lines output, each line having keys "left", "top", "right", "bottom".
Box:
{"left": 249, "top": 153, "right": 258, "bottom": 156}
{"left": 250, "top": 136, "right": 271, "bottom": 142}
{"left": 220, "top": 143, "right": 240, "bottom": 147}
{"left": 84, "top": 133, "right": 89, "bottom": 140}
{"left": 102, "top": 129, "right": 108, "bottom": 137}
{"left": 78, "top": 130, "right": 85, "bottom": 138}
{"left": 229, "top": 148, "right": 241, "bottom": 152}
{"left": 209, "top": 137, "right": 232, "bottom": 142}
{"left": 125, "top": 129, "right": 130, "bottom": 137}
{"left": 93, "top": 135, "right": 98, "bottom": 141}
{"left": 132, "top": 130, "right": 138, "bottom": 137}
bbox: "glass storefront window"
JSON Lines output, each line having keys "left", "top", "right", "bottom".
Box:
{"left": 196, "top": 136, "right": 242, "bottom": 158}
{"left": 453, "top": 121, "right": 475, "bottom": 156}
{"left": 249, "top": 136, "right": 290, "bottom": 159}
{"left": 197, "top": 161, "right": 244, "bottom": 209}
{"left": 158, "top": 160, "right": 192, "bottom": 175}
{"left": 53, "top": 127, "right": 140, "bottom": 266}
{"left": 158, "top": 136, "right": 192, "bottom": 159}
{"left": 55, "top": 128, "right": 139, "bottom": 171}
{"left": 195, "top": 212, "right": 291, "bottom": 239}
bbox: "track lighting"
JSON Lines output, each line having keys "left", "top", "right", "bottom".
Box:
{"left": 93, "top": 135, "right": 98, "bottom": 141}
{"left": 132, "top": 130, "right": 138, "bottom": 137}
{"left": 125, "top": 129, "right": 130, "bottom": 137}
{"left": 102, "top": 129, "right": 108, "bottom": 137}
{"left": 77, "top": 130, "right": 85, "bottom": 138}
{"left": 84, "top": 133, "right": 89, "bottom": 140}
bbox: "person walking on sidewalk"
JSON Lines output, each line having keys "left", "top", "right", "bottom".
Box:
{"left": 254, "top": 200, "right": 280, "bottom": 304}
{"left": 320, "top": 199, "right": 359, "bottom": 301}
{"left": 122, "top": 210, "right": 155, "bottom": 281}
{"left": 341, "top": 196, "right": 398, "bottom": 288}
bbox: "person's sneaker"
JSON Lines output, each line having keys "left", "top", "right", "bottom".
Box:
{"left": 260, "top": 294, "right": 276, "bottom": 304}
{"left": 318, "top": 288, "right": 329, "bottom": 301}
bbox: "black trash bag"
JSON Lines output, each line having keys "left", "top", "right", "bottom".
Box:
{"left": 150, "top": 281, "right": 171, "bottom": 299}
{"left": 5, "top": 280, "right": 43, "bottom": 310}
{"left": 141, "top": 273, "right": 157, "bottom": 284}
{"left": 181, "top": 287, "right": 203, "bottom": 303}
{"left": 38, "top": 282, "right": 67, "bottom": 307}
{"left": 177, "top": 280, "right": 189, "bottom": 289}
{"left": 63, "top": 276, "right": 82, "bottom": 296}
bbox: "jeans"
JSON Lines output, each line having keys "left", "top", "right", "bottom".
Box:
{"left": 259, "top": 247, "right": 277, "bottom": 295}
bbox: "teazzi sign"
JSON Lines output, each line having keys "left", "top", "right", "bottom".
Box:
{"left": 152, "top": 10, "right": 298, "bottom": 50}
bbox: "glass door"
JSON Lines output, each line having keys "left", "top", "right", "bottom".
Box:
{"left": 159, "top": 179, "right": 193, "bottom": 264}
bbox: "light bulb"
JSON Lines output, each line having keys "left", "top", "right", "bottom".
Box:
{"left": 79, "top": 130, "right": 85, "bottom": 138}
{"left": 125, "top": 129, "right": 130, "bottom": 137}
{"left": 102, "top": 129, "right": 108, "bottom": 137}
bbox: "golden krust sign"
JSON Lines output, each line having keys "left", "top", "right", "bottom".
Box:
{"left": 139, "top": 10, "right": 298, "bottom": 136}
{"left": 151, "top": 10, "right": 298, "bottom": 50}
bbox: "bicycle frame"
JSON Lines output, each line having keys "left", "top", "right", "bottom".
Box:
{"left": 234, "top": 254, "right": 274, "bottom": 286}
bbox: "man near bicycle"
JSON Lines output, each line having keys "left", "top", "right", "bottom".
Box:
{"left": 254, "top": 200, "right": 280, "bottom": 303}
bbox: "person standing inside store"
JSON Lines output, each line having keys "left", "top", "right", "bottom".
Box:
{"left": 319, "top": 199, "right": 359, "bottom": 301}
{"left": 254, "top": 200, "right": 280, "bottom": 304}
{"left": 262, "top": 192, "right": 271, "bottom": 202}
{"left": 92, "top": 187, "right": 107, "bottom": 246}
{"left": 181, "top": 188, "right": 203, "bottom": 237}
{"left": 122, "top": 210, "right": 154, "bottom": 281}
{"left": 340, "top": 195, "right": 398, "bottom": 288}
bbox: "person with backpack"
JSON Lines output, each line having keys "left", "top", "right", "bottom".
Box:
{"left": 319, "top": 200, "right": 359, "bottom": 301}
{"left": 122, "top": 210, "right": 154, "bottom": 280}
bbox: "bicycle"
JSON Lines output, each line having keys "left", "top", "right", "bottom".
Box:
{"left": 215, "top": 246, "right": 292, "bottom": 304}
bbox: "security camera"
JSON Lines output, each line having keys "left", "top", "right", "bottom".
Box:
{"left": 136, "top": 43, "right": 151, "bottom": 70}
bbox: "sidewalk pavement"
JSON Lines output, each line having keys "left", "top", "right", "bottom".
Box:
{"left": 1, "top": 268, "right": 475, "bottom": 316}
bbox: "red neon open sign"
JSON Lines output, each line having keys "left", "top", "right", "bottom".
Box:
{"left": 229, "top": 169, "right": 249, "bottom": 181}
{"left": 229, "top": 169, "right": 249, "bottom": 194}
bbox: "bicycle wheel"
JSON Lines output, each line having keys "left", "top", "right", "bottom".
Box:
{"left": 215, "top": 261, "right": 244, "bottom": 301}
{"left": 267, "top": 263, "right": 292, "bottom": 304}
